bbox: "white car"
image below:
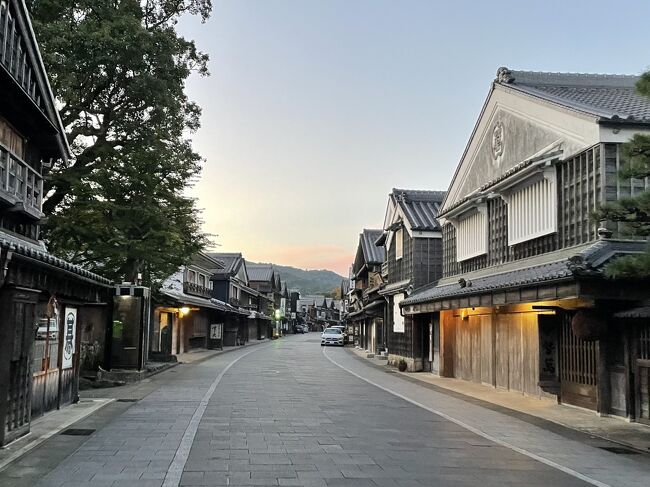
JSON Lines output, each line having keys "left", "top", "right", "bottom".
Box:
{"left": 36, "top": 319, "right": 58, "bottom": 340}
{"left": 321, "top": 327, "right": 344, "bottom": 347}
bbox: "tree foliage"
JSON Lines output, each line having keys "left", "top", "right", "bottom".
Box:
{"left": 28, "top": 0, "right": 212, "bottom": 285}
{"left": 593, "top": 71, "right": 650, "bottom": 278}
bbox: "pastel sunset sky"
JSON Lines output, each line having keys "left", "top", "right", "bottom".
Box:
{"left": 179, "top": 0, "right": 650, "bottom": 277}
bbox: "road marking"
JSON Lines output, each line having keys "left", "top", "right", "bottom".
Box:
{"left": 323, "top": 348, "right": 610, "bottom": 487}
{"left": 163, "top": 346, "right": 266, "bottom": 487}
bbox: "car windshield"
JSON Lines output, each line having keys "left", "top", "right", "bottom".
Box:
{"left": 323, "top": 329, "right": 340, "bottom": 334}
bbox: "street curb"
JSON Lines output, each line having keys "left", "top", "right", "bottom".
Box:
{"left": 0, "top": 398, "right": 115, "bottom": 472}
{"left": 343, "top": 347, "right": 650, "bottom": 456}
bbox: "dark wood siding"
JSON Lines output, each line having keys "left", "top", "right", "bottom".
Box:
{"left": 412, "top": 237, "right": 442, "bottom": 288}
{"left": 387, "top": 227, "right": 411, "bottom": 285}
{"left": 442, "top": 144, "right": 645, "bottom": 278}
{"left": 387, "top": 313, "right": 421, "bottom": 359}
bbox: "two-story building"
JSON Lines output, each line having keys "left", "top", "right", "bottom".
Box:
{"left": 402, "top": 68, "right": 650, "bottom": 420}
{"left": 209, "top": 253, "right": 271, "bottom": 344}
{"left": 0, "top": 1, "right": 114, "bottom": 446}
{"left": 376, "top": 188, "right": 445, "bottom": 371}
{"left": 348, "top": 229, "right": 386, "bottom": 353}
{"left": 154, "top": 253, "right": 232, "bottom": 356}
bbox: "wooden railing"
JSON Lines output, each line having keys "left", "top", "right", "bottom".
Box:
{"left": 0, "top": 143, "right": 43, "bottom": 218}
{"left": 0, "top": 2, "right": 44, "bottom": 111}
{"left": 183, "top": 281, "right": 212, "bottom": 299}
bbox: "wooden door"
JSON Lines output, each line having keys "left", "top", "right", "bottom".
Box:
{"left": 559, "top": 314, "right": 598, "bottom": 410}
{"left": 0, "top": 288, "right": 39, "bottom": 446}
{"left": 635, "top": 322, "right": 650, "bottom": 424}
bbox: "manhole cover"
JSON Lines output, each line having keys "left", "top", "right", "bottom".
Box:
{"left": 599, "top": 446, "right": 639, "bottom": 455}
{"left": 61, "top": 428, "right": 95, "bottom": 436}
{"left": 116, "top": 398, "right": 138, "bottom": 402}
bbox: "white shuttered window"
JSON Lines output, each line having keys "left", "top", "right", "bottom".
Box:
{"left": 456, "top": 209, "right": 487, "bottom": 262}
{"left": 393, "top": 293, "right": 405, "bottom": 333}
{"left": 507, "top": 177, "right": 557, "bottom": 245}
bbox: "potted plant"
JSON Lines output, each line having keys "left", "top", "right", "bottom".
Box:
{"left": 398, "top": 359, "right": 407, "bottom": 372}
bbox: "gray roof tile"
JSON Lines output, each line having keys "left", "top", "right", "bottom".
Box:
{"left": 392, "top": 188, "right": 445, "bottom": 231}
{"left": 361, "top": 229, "right": 385, "bottom": 264}
{"left": 496, "top": 67, "right": 650, "bottom": 123}
{"left": 207, "top": 252, "right": 243, "bottom": 275}
{"left": 247, "top": 263, "right": 274, "bottom": 282}
{"left": 403, "top": 239, "right": 648, "bottom": 306}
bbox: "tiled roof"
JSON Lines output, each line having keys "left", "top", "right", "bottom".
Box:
{"left": 496, "top": 67, "right": 650, "bottom": 123}
{"left": 0, "top": 230, "right": 111, "bottom": 286}
{"left": 392, "top": 189, "right": 445, "bottom": 231}
{"left": 360, "top": 229, "right": 385, "bottom": 264}
{"left": 402, "top": 239, "right": 648, "bottom": 306}
{"left": 247, "top": 263, "right": 274, "bottom": 282}
{"left": 160, "top": 268, "right": 233, "bottom": 312}
{"left": 614, "top": 306, "right": 650, "bottom": 319}
{"left": 207, "top": 252, "right": 242, "bottom": 275}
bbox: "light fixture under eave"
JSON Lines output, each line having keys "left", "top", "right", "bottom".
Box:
{"left": 179, "top": 306, "right": 191, "bottom": 318}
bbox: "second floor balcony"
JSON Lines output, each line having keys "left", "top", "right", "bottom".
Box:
{"left": 0, "top": 144, "right": 43, "bottom": 220}
{"left": 183, "top": 281, "right": 212, "bottom": 299}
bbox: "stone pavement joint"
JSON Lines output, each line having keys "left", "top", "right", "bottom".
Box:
{"left": 162, "top": 345, "right": 270, "bottom": 487}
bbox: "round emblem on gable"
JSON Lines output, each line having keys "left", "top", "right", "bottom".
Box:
{"left": 492, "top": 121, "right": 505, "bottom": 161}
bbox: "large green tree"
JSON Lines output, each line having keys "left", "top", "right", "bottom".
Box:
{"left": 594, "top": 72, "right": 650, "bottom": 278}
{"left": 28, "top": 0, "right": 212, "bottom": 285}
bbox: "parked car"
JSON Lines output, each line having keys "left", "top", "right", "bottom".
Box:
{"left": 35, "top": 319, "right": 58, "bottom": 341}
{"left": 320, "top": 327, "right": 344, "bottom": 347}
{"left": 294, "top": 324, "right": 306, "bottom": 334}
{"left": 330, "top": 325, "right": 350, "bottom": 343}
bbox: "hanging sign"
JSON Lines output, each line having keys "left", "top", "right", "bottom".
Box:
{"left": 210, "top": 323, "right": 223, "bottom": 340}
{"left": 62, "top": 307, "right": 77, "bottom": 369}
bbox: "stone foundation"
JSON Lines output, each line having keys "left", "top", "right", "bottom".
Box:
{"left": 387, "top": 354, "right": 423, "bottom": 372}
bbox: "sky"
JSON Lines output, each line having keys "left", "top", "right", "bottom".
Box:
{"left": 178, "top": 0, "right": 650, "bottom": 277}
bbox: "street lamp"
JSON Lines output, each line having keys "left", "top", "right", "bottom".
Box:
{"left": 274, "top": 309, "right": 282, "bottom": 337}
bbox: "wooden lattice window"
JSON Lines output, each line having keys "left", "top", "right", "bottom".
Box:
{"left": 640, "top": 323, "right": 650, "bottom": 360}
{"left": 559, "top": 316, "right": 597, "bottom": 386}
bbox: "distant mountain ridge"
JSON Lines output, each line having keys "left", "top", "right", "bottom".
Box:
{"left": 250, "top": 262, "right": 344, "bottom": 296}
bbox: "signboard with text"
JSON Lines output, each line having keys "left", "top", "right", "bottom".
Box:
{"left": 210, "top": 323, "right": 223, "bottom": 340}
{"left": 62, "top": 308, "right": 77, "bottom": 369}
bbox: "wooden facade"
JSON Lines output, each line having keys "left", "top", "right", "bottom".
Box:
{"left": 401, "top": 68, "right": 650, "bottom": 419}
{"left": 379, "top": 190, "right": 444, "bottom": 370}
{"left": 0, "top": 0, "right": 114, "bottom": 446}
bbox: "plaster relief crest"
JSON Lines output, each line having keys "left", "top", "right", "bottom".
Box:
{"left": 491, "top": 121, "right": 505, "bottom": 164}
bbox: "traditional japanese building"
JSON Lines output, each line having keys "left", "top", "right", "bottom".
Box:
{"left": 0, "top": 0, "right": 114, "bottom": 446}
{"left": 402, "top": 68, "right": 650, "bottom": 418}
{"left": 209, "top": 253, "right": 271, "bottom": 344}
{"left": 347, "top": 229, "right": 385, "bottom": 353}
{"left": 376, "top": 188, "right": 445, "bottom": 370}
{"left": 153, "top": 253, "right": 233, "bottom": 357}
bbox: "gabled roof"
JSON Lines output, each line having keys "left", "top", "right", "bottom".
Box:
{"left": 207, "top": 252, "right": 244, "bottom": 277}
{"left": 247, "top": 263, "right": 274, "bottom": 282}
{"left": 391, "top": 188, "right": 446, "bottom": 231}
{"left": 402, "top": 239, "right": 648, "bottom": 306}
{"left": 360, "top": 229, "right": 385, "bottom": 265}
{"left": 7, "top": 1, "right": 70, "bottom": 159}
{"left": 496, "top": 67, "right": 650, "bottom": 124}
{"left": 0, "top": 229, "right": 111, "bottom": 286}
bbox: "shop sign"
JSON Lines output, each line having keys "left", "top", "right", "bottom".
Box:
{"left": 210, "top": 323, "right": 223, "bottom": 340}
{"left": 62, "top": 307, "right": 77, "bottom": 369}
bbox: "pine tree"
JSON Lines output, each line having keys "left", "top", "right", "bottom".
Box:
{"left": 594, "top": 72, "right": 650, "bottom": 278}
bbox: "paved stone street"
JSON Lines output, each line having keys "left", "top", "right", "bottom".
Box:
{"left": 2, "top": 335, "right": 650, "bottom": 487}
